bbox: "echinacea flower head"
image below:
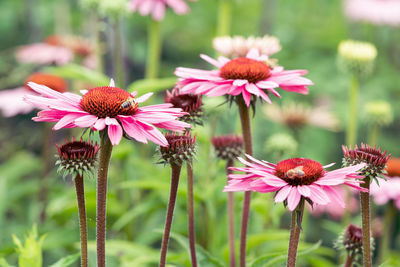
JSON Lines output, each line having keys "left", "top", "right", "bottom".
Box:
{"left": 213, "top": 35, "right": 281, "bottom": 58}
{"left": 342, "top": 143, "right": 390, "bottom": 181}
{"left": 263, "top": 101, "right": 340, "bottom": 132}
{"left": 0, "top": 73, "right": 67, "bottom": 117}
{"left": 370, "top": 157, "right": 400, "bottom": 210}
{"left": 363, "top": 100, "right": 393, "bottom": 127}
{"left": 24, "top": 79, "right": 190, "bottom": 146}
{"left": 224, "top": 155, "right": 366, "bottom": 211}
{"left": 175, "top": 49, "right": 313, "bottom": 107}
{"left": 56, "top": 137, "right": 100, "bottom": 177}
{"left": 158, "top": 131, "right": 196, "bottom": 166}
{"left": 344, "top": 0, "right": 400, "bottom": 27}
{"left": 211, "top": 135, "right": 243, "bottom": 161}
{"left": 129, "top": 0, "right": 195, "bottom": 21}
{"left": 338, "top": 40, "right": 377, "bottom": 76}
{"left": 165, "top": 88, "right": 203, "bottom": 125}
{"left": 335, "top": 224, "right": 365, "bottom": 259}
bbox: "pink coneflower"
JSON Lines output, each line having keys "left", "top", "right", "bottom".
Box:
{"left": 224, "top": 155, "right": 366, "bottom": 211}
{"left": 16, "top": 35, "right": 94, "bottom": 67}
{"left": 129, "top": 0, "right": 195, "bottom": 21}
{"left": 24, "top": 79, "right": 190, "bottom": 146}
{"left": 344, "top": 0, "right": 400, "bottom": 27}
{"left": 225, "top": 154, "right": 366, "bottom": 266}
{"left": 0, "top": 73, "right": 67, "bottom": 117}
{"left": 175, "top": 49, "right": 313, "bottom": 106}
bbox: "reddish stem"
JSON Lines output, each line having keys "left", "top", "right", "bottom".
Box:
{"left": 344, "top": 253, "right": 355, "bottom": 267}
{"left": 287, "top": 200, "right": 304, "bottom": 267}
{"left": 159, "top": 163, "right": 182, "bottom": 267}
{"left": 237, "top": 97, "right": 253, "bottom": 267}
{"left": 96, "top": 134, "right": 113, "bottom": 267}
{"left": 75, "top": 174, "right": 88, "bottom": 267}
{"left": 360, "top": 177, "right": 372, "bottom": 267}
{"left": 227, "top": 159, "right": 237, "bottom": 267}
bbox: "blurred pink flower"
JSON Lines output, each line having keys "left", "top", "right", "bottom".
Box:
{"left": 224, "top": 155, "right": 366, "bottom": 211}
{"left": 0, "top": 73, "right": 68, "bottom": 117}
{"left": 16, "top": 43, "right": 73, "bottom": 66}
{"left": 175, "top": 49, "right": 313, "bottom": 106}
{"left": 308, "top": 185, "right": 359, "bottom": 219}
{"left": 24, "top": 79, "right": 190, "bottom": 146}
{"left": 16, "top": 35, "right": 95, "bottom": 67}
{"left": 129, "top": 0, "right": 195, "bottom": 21}
{"left": 344, "top": 0, "right": 400, "bottom": 27}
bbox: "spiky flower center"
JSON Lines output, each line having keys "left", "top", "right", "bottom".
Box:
{"left": 211, "top": 135, "right": 243, "bottom": 161}
{"left": 275, "top": 158, "right": 324, "bottom": 186}
{"left": 168, "top": 94, "right": 200, "bottom": 112}
{"left": 159, "top": 132, "right": 196, "bottom": 166}
{"left": 56, "top": 139, "right": 100, "bottom": 176}
{"left": 344, "top": 224, "right": 363, "bottom": 255}
{"left": 220, "top": 57, "right": 271, "bottom": 84}
{"left": 25, "top": 73, "right": 67, "bottom": 93}
{"left": 80, "top": 86, "right": 138, "bottom": 118}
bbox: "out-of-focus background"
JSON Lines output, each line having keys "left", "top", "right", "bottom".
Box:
{"left": 0, "top": 0, "right": 399, "bottom": 266}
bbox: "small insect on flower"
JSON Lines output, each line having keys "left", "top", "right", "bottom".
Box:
{"left": 285, "top": 166, "right": 305, "bottom": 179}
{"left": 120, "top": 97, "right": 137, "bottom": 110}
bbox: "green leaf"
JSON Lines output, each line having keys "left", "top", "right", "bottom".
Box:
{"left": 48, "top": 253, "right": 80, "bottom": 267}
{"left": 127, "top": 77, "right": 177, "bottom": 94}
{"left": 43, "top": 64, "right": 109, "bottom": 86}
{"left": 0, "top": 258, "right": 15, "bottom": 267}
{"left": 12, "top": 225, "right": 46, "bottom": 267}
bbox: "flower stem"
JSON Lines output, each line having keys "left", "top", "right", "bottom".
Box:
{"left": 227, "top": 159, "right": 237, "bottom": 267}
{"left": 216, "top": 0, "right": 232, "bottom": 37}
{"left": 346, "top": 74, "right": 359, "bottom": 146}
{"left": 113, "top": 18, "right": 125, "bottom": 88}
{"left": 96, "top": 133, "right": 113, "bottom": 267}
{"left": 74, "top": 174, "right": 88, "bottom": 267}
{"left": 360, "top": 177, "right": 372, "bottom": 267}
{"left": 159, "top": 163, "right": 182, "bottom": 267}
{"left": 186, "top": 161, "right": 198, "bottom": 267}
{"left": 378, "top": 201, "right": 396, "bottom": 264}
{"left": 368, "top": 124, "right": 379, "bottom": 147}
{"left": 287, "top": 199, "right": 305, "bottom": 267}
{"left": 145, "top": 19, "right": 161, "bottom": 79}
{"left": 237, "top": 97, "right": 253, "bottom": 267}
{"left": 344, "top": 253, "right": 355, "bottom": 267}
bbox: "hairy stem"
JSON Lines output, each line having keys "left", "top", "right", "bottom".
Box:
{"left": 96, "top": 134, "right": 113, "bottom": 267}
{"left": 287, "top": 199, "right": 305, "bottom": 267}
{"left": 75, "top": 174, "right": 88, "bottom": 267}
{"left": 237, "top": 97, "right": 253, "bottom": 267}
{"left": 360, "top": 177, "right": 372, "bottom": 267}
{"left": 186, "top": 161, "right": 198, "bottom": 267}
{"left": 145, "top": 19, "right": 161, "bottom": 79}
{"left": 344, "top": 253, "right": 355, "bottom": 267}
{"left": 159, "top": 163, "right": 182, "bottom": 267}
{"left": 227, "top": 159, "right": 237, "bottom": 267}
{"left": 346, "top": 74, "right": 359, "bottom": 146}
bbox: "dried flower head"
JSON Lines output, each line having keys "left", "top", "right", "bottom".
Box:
{"left": 363, "top": 100, "right": 393, "bottom": 127}
{"left": 56, "top": 137, "right": 100, "bottom": 177}
{"left": 165, "top": 88, "right": 203, "bottom": 125}
{"left": 213, "top": 35, "right": 281, "bottom": 58}
{"left": 265, "top": 133, "right": 298, "bottom": 159}
{"left": 25, "top": 73, "right": 68, "bottom": 93}
{"left": 338, "top": 40, "right": 377, "bottom": 76}
{"left": 211, "top": 135, "right": 243, "bottom": 161}
{"left": 342, "top": 143, "right": 390, "bottom": 180}
{"left": 158, "top": 132, "right": 196, "bottom": 166}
